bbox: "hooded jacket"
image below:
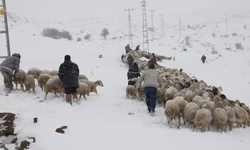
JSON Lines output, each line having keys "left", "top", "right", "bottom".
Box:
{"left": 0, "top": 55, "right": 20, "bottom": 75}
{"left": 58, "top": 59, "right": 79, "bottom": 89}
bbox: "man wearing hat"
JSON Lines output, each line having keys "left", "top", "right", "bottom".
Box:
{"left": 0, "top": 53, "right": 21, "bottom": 93}
{"left": 59, "top": 55, "right": 79, "bottom": 105}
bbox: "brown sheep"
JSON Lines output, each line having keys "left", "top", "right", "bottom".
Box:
{"left": 126, "top": 85, "right": 137, "bottom": 99}
{"left": 183, "top": 102, "right": 200, "bottom": 126}
{"left": 193, "top": 108, "right": 212, "bottom": 132}
{"left": 38, "top": 73, "right": 52, "bottom": 91}
{"left": 27, "top": 67, "right": 42, "bottom": 80}
{"left": 44, "top": 76, "right": 64, "bottom": 100}
{"left": 164, "top": 100, "right": 181, "bottom": 129}
{"left": 223, "top": 106, "right": 236, "bottom": 131}
{"left": 13, "top": 69, "right": 26, "bottom": 91}
{"left": 24, "top": 75, "right": 35, "bottom": 93}
{"left": 213, "top": 108, "right": 228, "bottom": 133}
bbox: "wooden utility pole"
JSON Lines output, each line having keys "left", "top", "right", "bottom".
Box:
{"left": 0, "top": 0, "right": 11, "bottom": 58}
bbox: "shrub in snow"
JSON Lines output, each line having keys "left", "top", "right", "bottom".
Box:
{"left": 211, "top": 48, "right": 218, "bottom": 54}
{"left": 41, "top": 28, "right": 72, "bottom": 40}
{"left": 212, "top": 32, "right": 216, "bottom": 37}
{"left": 77, "top": 37, "right": 82, "bottom": 42}
{"left": 184, "top": 36, "right": 190, "bottom": 46}
{"left": 84, "top": 34, "right": 91, "bottom": 40}
{"left": 235, "top": 43, "right": 244, "bottom": 50}
{"left": 100, "top": 28, "right": 109, "bottom": 40}
{"left": 232, "top": 33, "right": 238, "bottom": 37}
{"left": 58, "top": 30, "right": 72, "bottom": 40}
{"left": 41, "top": 28, "right": 60, "bottom": 39}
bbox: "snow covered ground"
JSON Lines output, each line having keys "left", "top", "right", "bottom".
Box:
{"left": 1, "top": 0, "right": 250, "bottom": 150}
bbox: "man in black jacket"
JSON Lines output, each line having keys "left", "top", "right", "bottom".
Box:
{"left": 59, "top": 55, "right": 79, "bottom": 105}
{"left": 201, "top": 55, "right": 206, "bottom": 63}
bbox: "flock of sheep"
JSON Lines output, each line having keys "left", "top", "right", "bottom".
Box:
{"left": 122, "top": 50, "right": 250, "bottom": 132}
{"left": 13, "top": 68, "right": 104, "bottom": 101}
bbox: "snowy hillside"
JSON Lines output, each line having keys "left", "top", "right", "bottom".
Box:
{"left": 1, "top": 0, "right": 250, "bottom": 150}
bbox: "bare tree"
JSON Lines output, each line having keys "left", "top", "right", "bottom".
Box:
{"left": 100, "top": 28, "right": 109, "bottom": 40}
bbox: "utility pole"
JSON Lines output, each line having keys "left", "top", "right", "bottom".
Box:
{"left": 159, "top": 14, "right": 164, "bottom": 37}
{"left": 125, "top": 8, "right": 133, "bottom": 48}
{"left": 141, "top": 0, "right": 149, "bottom": 52}
{"left": 178, "top": 20, "right": 182, "bottom": 36}
{"left": 0, "top": 0, "right": 11, "bottom": 58}
{"left": 148, "top": 9, "right": 155, "bottom": 41}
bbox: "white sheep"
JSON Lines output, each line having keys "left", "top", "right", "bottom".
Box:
{"left": 126, "top": 85, "right": 137, "bottom": 99}
{"left": 27, "top": 67, "right": 42, "bottom": 80}
{"left": 233, "top": 105, "right": 249, "bottom": 128}
{"left": 164, "top": 100, "right": 181, "bottom": 129}
{"left": 164, "top": 86, "right": 178, "bottom": 103}
{"left": 80, "top": 79, "right": 102, "bottom": 95}
{"left": 38, "top": 73, "right": 52, "bottom": 91}
{"left": 173, "top": 96, "right": 188, "bottom": 125}
{"left": 77, "top": 82, "right": 90, "bottom": 100}
{"left": 13, "top": 69, "right": 26, "bottom": 91}
{"left": 24, "top": 75, "right": 35, "bottom": 93}
{"left": 213, "top": 108, "right": 228, "bottom": 133}
{"left": 223, "top": 106, "right": 236, "bottom": 131}
{"left": 193, "top": 108, "right": 212, "bottom": 132}
{"left": 44, "top": 76, "right": 64, "bottom": 100}
{"left": 49, "top": 70, "right": 59, "bottom": 76}
{"left": 183, "top": 102, "right": 200, "bottom": 126}
{"left": 78, "top": 74, "right": 89, "bottom": 81}
{"left": 183, "top": 90, "right": 195, "bottom": 102}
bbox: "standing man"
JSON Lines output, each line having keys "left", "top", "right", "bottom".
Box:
{"left": 201, "top": 55, "right": 206, "bottom": 63}
{"left": 125, "top": 44, "right": 132, "bottom": 54}
{"left": 148, "top": 53, "right": 158, "bottom": 65}
{"left": 137, "top": 63, "right": 162, "bottom": 116}
{"left": 0, "top": 53, "right": 21, "bottom": 93}
{"left": 59, "top": 55, "right": 79, "bottom": 105}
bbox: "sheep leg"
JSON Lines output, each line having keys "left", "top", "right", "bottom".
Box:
{"left": 176, "top": 117, "right": 180, "bottom": 129}
{"left": 207, "top": 123, "right": 210, "bottom": 131}
{"left": 178, "top": 115, "right": 181, "bottom": 127}
{"left": 21, "top": 84, "right": 24, "bottom": 91}
{"left": 45, "top": 92, "right": 48, "bottom": 100}
{"left": 201, "top": 125, "right": 206, "bottom": 132}
{"left": 169, "top": 118, "right": 172, "bottom": 128}
{"left": 83, "top": 95, "right": 86, "bottom": 100}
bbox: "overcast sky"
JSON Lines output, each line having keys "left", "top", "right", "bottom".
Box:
{"left": 5, "top": 0, "right": 250, "bottom": 21}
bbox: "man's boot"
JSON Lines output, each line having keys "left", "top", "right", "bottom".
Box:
{"left": 73, "top": 93, "right": 80, "bottom": 104}
{"left": 66, "top": 94, "right": 72, "bottom": 105}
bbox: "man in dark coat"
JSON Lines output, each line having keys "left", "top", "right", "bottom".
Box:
{"left": 127, "top": 61, "right": 140, "bottom": 85}
{"left": 125, "top": 44, "right": 132, "bottom": 54}
{"left": 135, "top": 45, "right": 140, "bottom": 51}
{"left": 148, "top": 53, "right": 158, "bottom": 65}
{"left": 126, "top": 54, "right": 134, "bottom": 67}
{"left": 59, "top": 55, "right": 79, "bottom": 105}
{"left": 0, "top": 53, "right": 21, "bottom": 93}
{"left": 201, "top": 55, "right": 206, "bottom": 63}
